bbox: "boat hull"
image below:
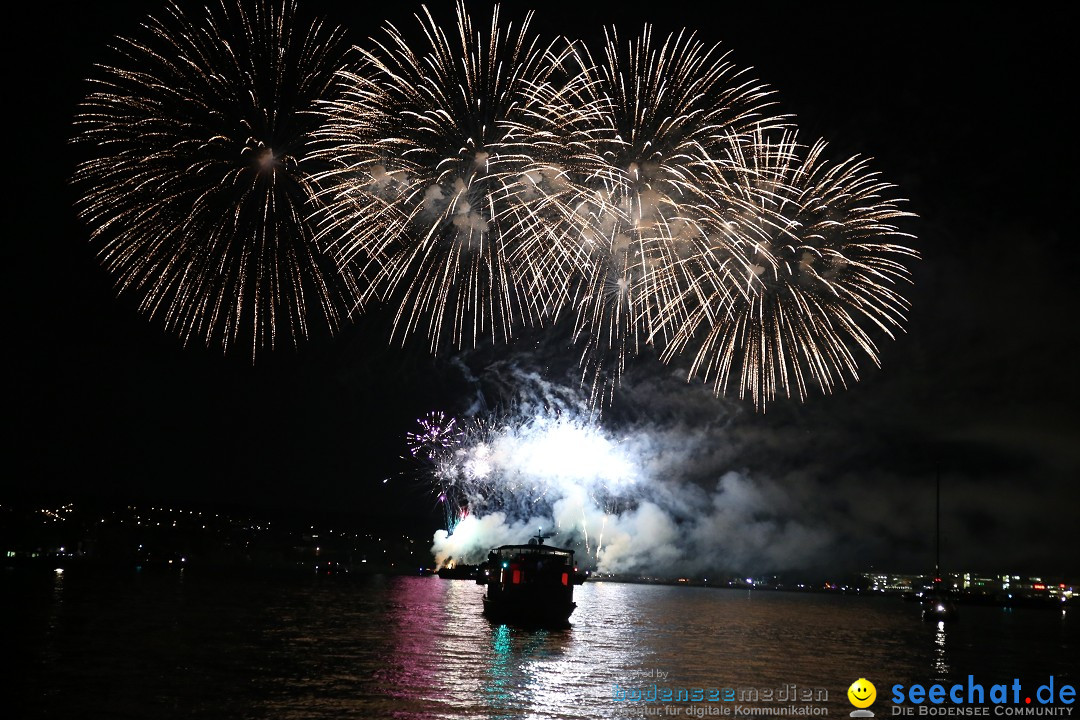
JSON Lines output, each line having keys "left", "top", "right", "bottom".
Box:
{"left": 483, "top": 596, "right": 576, "bottom": 627}
{"left": 437, "top": 565, "right": 479, "bottom": 580}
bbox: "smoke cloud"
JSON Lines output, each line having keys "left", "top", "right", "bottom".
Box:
{"left": 426, "top": 361, "right": 837, "bottom": 575}
{"left": 424, "top": 347, "right": 1070, "bottom": 578}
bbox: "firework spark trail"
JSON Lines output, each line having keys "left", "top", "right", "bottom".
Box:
{"left": 544, "top": 27, "right": 788, "bottom": 405}
{"left": 73, "top": 0, "right": 363, "bottom": 358}
{"left": 406, "top": 410, "right": 464, "bottom": 460}
{"left": 314, "top": 10, "right": 917, "bottom": 410}
{"left": 314, "top": 1, "right": 584, "bottom": 352}
{"left": 658, "top": 130, "right": 919, "bottom": 408}
{"left": 75, "top": 1, "right": 919, "bottom": 411}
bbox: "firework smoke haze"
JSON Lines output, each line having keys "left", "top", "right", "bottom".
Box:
{"left": 72, "top": 0, "right": 362, "bottom": 359}
{"left": 420, "top": 387, "right": 841, "bottom": 574}
{"left": 422, "top": 364, "right": 1050, "bottom": 577}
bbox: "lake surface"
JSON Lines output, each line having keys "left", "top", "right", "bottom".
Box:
{"left": 6, "top": 570, "right": 1077, "bottom": 718}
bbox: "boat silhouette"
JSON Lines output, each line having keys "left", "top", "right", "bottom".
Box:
{"left": 476, "top": 531, "right": 586, "bottom": 627}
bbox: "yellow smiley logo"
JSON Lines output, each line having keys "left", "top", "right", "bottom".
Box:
{"left": 848, "top": 678, "right": 876, "bottom": 708}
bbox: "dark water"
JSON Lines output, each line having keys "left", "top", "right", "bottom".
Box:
{"left": 6, "top": 570, "right": 1077, "bottom": 718}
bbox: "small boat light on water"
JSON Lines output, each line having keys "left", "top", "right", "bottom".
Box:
{"left": 54, "top": 568, "right": 64, "bottom": 575}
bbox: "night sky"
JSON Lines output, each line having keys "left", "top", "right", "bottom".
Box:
{"left": 8, "top": 2, "right": 1077, "bottom": 573}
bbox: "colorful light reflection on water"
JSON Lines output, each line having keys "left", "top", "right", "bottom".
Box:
{"left": 7, "top": 572, "right": 1077, "bottom": 718}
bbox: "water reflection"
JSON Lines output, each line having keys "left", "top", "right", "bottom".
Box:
{"left": 932, "top": 620, "right": 950, "bottom": 680}
{"left": 377, "top": 574, "right": 451, "bottom": 711}
{"left": 12, "top": 574, "right": 1078, "bottom": 719}
{"left": 481, "top": 623, "right": 573, "bottom": 718}
{"left": 372, "top": 577, "right": 587, "bottom": 718}
{"left": 40, "top": 566, "right": 66, "bottom": 668}
{"left": 51, "top": 567, "right": 64, "bottom": 602}
{"left": 485, "top": 624, "right": 514, "bottom": 715}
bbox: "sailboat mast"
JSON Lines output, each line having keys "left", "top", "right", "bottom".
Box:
{"left": 935, "top": 469, "right": 941, "bottom": 579}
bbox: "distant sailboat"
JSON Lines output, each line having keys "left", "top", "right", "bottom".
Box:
{"left": 922, "top": 470, "right": 959, "bottom": 622}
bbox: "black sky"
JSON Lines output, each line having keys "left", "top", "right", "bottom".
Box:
{"left": 7, "top": 2, "right": 1077, "bottom": 571}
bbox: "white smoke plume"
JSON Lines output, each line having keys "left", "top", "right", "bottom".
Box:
{"left": 422, "top": 353, "right": 1070, "bottom": 577}
{"left": 425, "top": 369, "right": 834, "bottom": 575}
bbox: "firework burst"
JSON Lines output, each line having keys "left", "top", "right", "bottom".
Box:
{"left": 661, "top": 130, "right": 918, "bottom": 408}
{"left": 315, "top": 1, "right": 580, "bottom": 352}
{"left": 74, "top": 1, "right": 919, "bottom": 412}
{"left": 542, "top": 27, "right": 788, "bottom": 404}
{"left": 406, "top": 410, "right": 464, "bottom": 461}
{"left": 72, "top": 0, "right": 362, "bottom": 358}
